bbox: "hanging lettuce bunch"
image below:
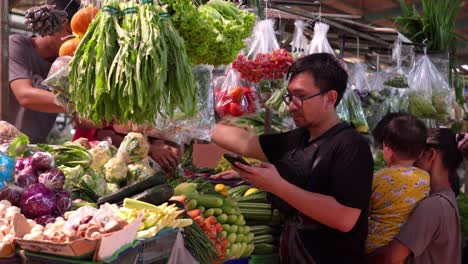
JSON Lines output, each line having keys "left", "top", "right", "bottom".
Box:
{"left": 166, "top": 0, "right": 255, "bottom": 65}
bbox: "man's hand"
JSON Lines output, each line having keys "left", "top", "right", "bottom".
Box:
{"left": 211, "top": 170, "right": 240, "bottom": 180}
{"left": 231, "top": 162, "right": 285, "bottom": 193}
{"left": 149, "top": 140, "right": 181, "bottom": 170}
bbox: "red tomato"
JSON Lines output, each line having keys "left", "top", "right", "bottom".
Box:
{"left": 215, "top": 101, "right": 230, "bottom": 116}
{"left": 228, "top": 86, "right": 244, "bottom": 102}
{"left": 215, "top": 223, "right": 223, "bottom": 232}
{"left": 229, "top": 102, "right": 245, "bottom": 117}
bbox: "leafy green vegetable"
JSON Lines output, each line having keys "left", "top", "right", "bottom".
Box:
{"left": 431, "top": 89, "right": 451, "bottom": 121}
{"left": 166, "top": 0, "right": 255, "bottom": 65}
{"left": 8, "top": 133, "right": 29, "bottom": 158}
{"left": 408, "top": 93, "right": 437, "bottom": 119}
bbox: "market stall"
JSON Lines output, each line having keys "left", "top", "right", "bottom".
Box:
{"left": 1, "top": 0, "right": 468, "bottom": 263}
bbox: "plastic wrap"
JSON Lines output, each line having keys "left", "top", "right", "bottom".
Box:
{"left": 344, "top": 88, "right": 369, "bottom": 133}
{"left": 0, "top": 121, "right": 20, "bottom": 154}
{"left": 215, "top": 67, "right": 259, "bottom": 119}
{"left": 233, "top": 20, "right": 294, "bottom": 83}
{"left": 0, "top": 153, "right": 15, "bottom": 188}
{"left": 290, "top": 20, "right": 309, "bottom": 59}
{"left": 152, "top": 65, "right": 216, "bottom": 144}
{"left": 42, "top": 56, "right": 75, "bottom": 113}
{"left": 306, "top": 22, "right": 335, "bottom": 56}
{"left": 336, "top": 97, "right": 350, "bottom": 123}
{"left": 407, "top": 55, "right": 450, "bottom": 120}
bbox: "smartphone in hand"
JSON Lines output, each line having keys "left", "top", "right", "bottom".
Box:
{"left": 223, "top": 153, "right": 251, "bottom": 170}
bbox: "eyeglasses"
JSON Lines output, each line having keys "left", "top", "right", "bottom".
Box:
{"left": 282, "top": 91, "right": 325, "bottom": 108}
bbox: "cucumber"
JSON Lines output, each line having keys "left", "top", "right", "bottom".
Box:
{"left": 228, "top": 185, "right": 250, "bottom": 198}
{"left": 254, "top": 234, "right": 274, "bottom": 244}
{"left": 243, "top": 226, "right": 250, "bottom": 234}
{"left": 239, "top": 208, "right": 272, "bottom": 221}
{"left": 236, "top": 192, "right": 267, "bottom": 203}
{"left": 246, "top": 232, "right": 254, "bottom": 242}
{"left": 97, "top": 171, "right": 166, "bottom": 205}
{"left": 237, "top": 202, "right": 271, "bottom": 210}
{"left": 129, "top": 184, "right": 174, "bottom": 206}
{"left": 236, "top": 234, "right": 245, "bottom": 243}
{"left": 235, "top": 215, "right": 245, "bottom": 226}
{"left": 217, "top": 214, "right": 228, "bottom": 224}
{"left": 250, "top": 225, "right": 274, "bottom": 236}
{"left": 204, "top": 208, "right": 215, "bottom": 217}
{"left": 197, "top": 206, "right": 206, "bottom": 213}
{"left": 224, "top": 199, "right": 238, "bottom": 207}
{"left": 221, "top": 205, "right": 237, "bottom": 215}
{"left": 222, "top": 224, "right": 231, "bottom": 232}
{"left": 252, "top": 243, "right": 276, "bottom": 255}
{"left": 238, "top": 226, "right": 245, "bottom": 234}
{"left": 196, "top": 195, "right": 224, "bottom": 208}
{"left": 229, "top": 225, "right": 238, "bottom": 234}
{"left": 227, "top": 233, "right": 237, "bottom": 243}
{"left": 228, "top": 215, "right": 238, "bottom": 224}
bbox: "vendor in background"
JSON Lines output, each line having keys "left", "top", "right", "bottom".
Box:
{"left": 211, "top": 53, "right": 374, "bottom": 263}
{"left": 7, "top": 0, "right": 80, "bottom": 143}
{"left": 369, "top": 126, "right": 463, "bottom": 264}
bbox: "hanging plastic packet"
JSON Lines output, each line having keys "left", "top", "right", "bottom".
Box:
{"left": 232, "top": 19, "right": 294, "bottom": 83}
{"left": 384, "top": 36, "right": 411, "bottom": 89}
{"left": 215, "top": 67, "right": 259, "bottom": 119}
{"left": 152, "top": 65, "right": 216, "bottom": 144}
{"left": 345, "top": 87, "right": 369, "bottom": 133}
{"left": 352, "top": 64, "right": 390, "bottom": 130}
{"left": 407, "top": 55, "right": 450, "bottom": 120}
{"left": 336, "top": 95, "right": 350, "bottom": 123}
{"left": 42, "top": 56, "right": 75, "bottom": 113}
{"left": 266, "top": 81, "right": 290, "bottom": 117}
{"left": 306, "top": 22, "right": 335, "bottom": 55}
{"left": 290, "top": 20, "right": 309, "bottom": 60}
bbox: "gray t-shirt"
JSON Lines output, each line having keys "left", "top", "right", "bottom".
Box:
{"left": 397, "top": 189, "right": 461, "bottom": 264}
{"left": 8, "top": 34, "right": 56, "bottom": 143}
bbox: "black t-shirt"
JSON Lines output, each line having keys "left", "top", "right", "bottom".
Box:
{"left": 259, "top": 122, "right": 374, "bottom": 264}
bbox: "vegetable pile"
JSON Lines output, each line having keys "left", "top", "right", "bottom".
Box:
{"left": 165, "top": 0, "right": 255, "bottom": 66}
{"left": 0, "top": 200, "right": 22, "bottom": 256}
{"left": 69, "top": 0, "right": 197, "bottom": 124}
{"left": 232, "top": 49, "right": 294, "bottom": 83}
{"left": 0, "top": 153, "right": 72, "bottom": 223}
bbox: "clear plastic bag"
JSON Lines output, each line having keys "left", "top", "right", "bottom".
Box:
{"left": 306, "top": 22, "right": 335, "bottom": 56}
{"left": 215, "top": 67, "right": 259, "bottom": 119}
{"left": 232, "top": 20, "right": 294, "bottom": 83}
{"left": 336, "top": 99, "right": 350, "bottom": 122}
{"left": 407, "top": 55, "right": 446, "bottom": 120}
{"left": 265, "top": 81, "right": 290, "bottom": 117}
{"left": 290, "top": 20, "right": 309, "bottom": 59}
{"left": 43, "top": 56, "right": 73, "bottom": 96}
{"left": 152, "top": 65, "right": 216, "bottom": 145}
{"left": 344, "top": 88, "right": 369, "bottom": 133}
{"left": 384, "top": 36, "right": 411, "bottom": 89}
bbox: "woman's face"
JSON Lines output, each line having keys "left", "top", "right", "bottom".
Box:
{"left": 415, "top": 148, "right": 436, "bottom": 172}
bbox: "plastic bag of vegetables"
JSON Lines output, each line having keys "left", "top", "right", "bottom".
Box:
{"left": 343, "top": 88, "right": 369, "bottom": 133}
{"left": 290, "top": 20, "right": 309, "bottom": 59}
{"left": 152, "top": 65, "right": 216, "bottom": 145}
{"left": 215, "top": 67, "right": 259, "bottom": 119}
{"left": 117, "top": 133, "right": 149, "bottom": 163}
{"left": 407, "top": 55, "right": 450, "bottom": 120}
{"left": 232, "top": 20, "right": 294, "bottom": 83}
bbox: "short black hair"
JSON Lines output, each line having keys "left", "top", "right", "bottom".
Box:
{"left": 373, "top": 112, "right": 409, "bottom": 148}
{"left": 382, "top": 115, "right": 428, "bottom": 160}
{"left": 54, "top": 0, "right": 80, "bottom": 21}
{"left": 427, "top": 128, "right": 463, "bottom": 195}
{"left": 287, "top": 53, "right": 348, "bottom": 106}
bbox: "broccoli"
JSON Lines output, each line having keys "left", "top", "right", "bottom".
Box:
{"left": 103, "top": 156, "right": 128, "bottom": 183}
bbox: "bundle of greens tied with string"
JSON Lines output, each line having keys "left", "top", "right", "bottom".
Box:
{"left": 69, "top": 0, "right": 197, "bottom": 125}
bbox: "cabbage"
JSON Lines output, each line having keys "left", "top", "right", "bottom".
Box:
{"left": 80, "top": 170, "right": 107, "bottom": 197}
{"left": 15, "top": 157, "right": 32, "bottom": 174}
{"left": 117, "top": 133, "right": 149, "bottom": 163}
{"left": 15, "top": 166, "right": 38, "bottom": 188}
{"left": 38, "top": 168, "right": 65, "bottom": 190}
{"left": 60, "top": 165, "right": 84, "bottom": 190}
{"left": 54, "top": 189, "right": 72, "bottom": 216}
{"left": 35, "top": 215, "right": 56, "bottom": 226}
{"left": 0, "top": 182, "right": 24, "bottom": 206}
{"left": 20, "top": 183, "right": 57, "bottom": 218}
{"left": 31, "top": 152, "right": 54, "bottom": 171}
{"left": 103, "top": 156, "right": 128, "bottom": 183}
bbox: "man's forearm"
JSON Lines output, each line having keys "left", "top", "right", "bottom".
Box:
{"left": 17, "top": 88, "right": 65, "bottom": 113}
{"left": 211, "top": 124, "right": 267, "bottom": 161}
{"left": 274, "top": 179, "right": 361, "bottom": 232}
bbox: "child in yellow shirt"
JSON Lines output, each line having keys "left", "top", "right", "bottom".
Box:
{"left": 366, "top": 115, "right": 430, "bottom": 254}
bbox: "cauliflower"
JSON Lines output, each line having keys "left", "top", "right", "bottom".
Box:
{"left": 105, "top": 183, "right": 120, "bottom": 194}
{"left": 89, "top": 141, "right": 117, "bottom": 170}
{"left": 127, "top": 160, "right": 155, "bottom": 184}
{"left": 117, "top": 133, "right": 149, "bottom": 163}
{"left": 103, "top": 156, "right": 128, "bottom": 184}
{"left": 80, "top": 170, "right": 107, "bottom": 196}
{"left": 60, "top": 165, "right": 84, "bottom": 190}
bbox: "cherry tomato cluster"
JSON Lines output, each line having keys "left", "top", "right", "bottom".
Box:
{"left": 232, "top": 49, "right": 294, "bottom": 83}
{"left": 191, "top": 213, "right": 230, "bottom": 260}
{"left": 215, "top": 86, "right": 258, "bottom": 117}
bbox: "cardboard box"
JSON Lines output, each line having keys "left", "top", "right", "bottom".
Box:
{"left": 13, "top": 213, "right": 142, "bottom": 261}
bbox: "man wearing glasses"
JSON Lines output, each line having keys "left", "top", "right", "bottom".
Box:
{"left": 212, "top": 53, "right": 373, "bottom": 263}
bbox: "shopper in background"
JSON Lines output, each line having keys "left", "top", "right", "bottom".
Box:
{"left": 8, "top": 0, "right": 80, "bottom": 143}
{"left": 369, "top": 128, "right": 462, "bottom": 264}
{"left": 212, "top": 53, "right": 374, "bottom": 263}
